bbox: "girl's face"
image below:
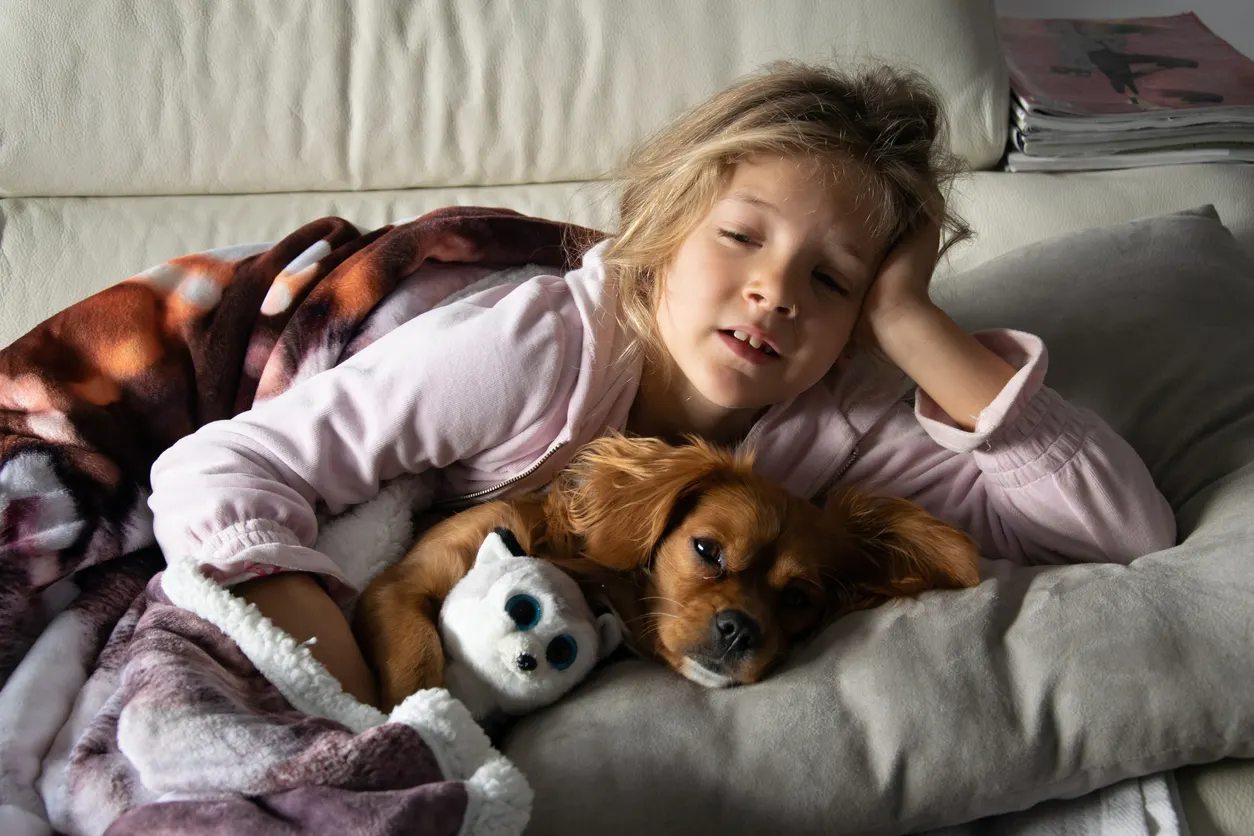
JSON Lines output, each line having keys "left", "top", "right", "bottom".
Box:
{"left": 654, "top": 155, "right": 885, "bottom": 413}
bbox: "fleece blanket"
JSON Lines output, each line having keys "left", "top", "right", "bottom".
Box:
{"left": 0, "top": 207, "right": 593, "bottom": 836}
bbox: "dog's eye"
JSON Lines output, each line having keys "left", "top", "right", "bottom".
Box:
{"left": 505, "top": 594, "right": 542, "bottom": 630}
{"left": 780, "top": 586, "right": 810, "bottom": 609}
{"left": 546, "top": 635, "right": 578, "bottom": 671}
{"left": 691, "top": 537, "right": 724, "bottom": 569}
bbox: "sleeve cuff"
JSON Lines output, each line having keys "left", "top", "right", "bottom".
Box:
{"left": 186, "top": 519, "right": 353, "bottom": 591}
{"left": 914, "top": 329, "right": 1044, "bottom": 453}
{"left": 910, "top": 330, "right": 1088, "bottom": 488}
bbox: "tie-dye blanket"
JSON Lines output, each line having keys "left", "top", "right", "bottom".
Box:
{"left": 0, "top": 206, "right": 596, "bottom": 836}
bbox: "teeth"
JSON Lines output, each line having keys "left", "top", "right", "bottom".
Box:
{"left": 729, "top": 330, "right": 774, "bottom": 355}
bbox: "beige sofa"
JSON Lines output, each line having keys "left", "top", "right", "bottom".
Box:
{"left": 2, "top": 1, "right": 1251, "bottom": 834}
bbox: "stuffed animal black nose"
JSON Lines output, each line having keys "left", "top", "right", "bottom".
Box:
{"left": 516, "top": 653, "right": 538, "bottom": 672}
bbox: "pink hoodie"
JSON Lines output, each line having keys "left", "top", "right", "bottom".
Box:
{"left": 148, "top": 241, "right": 1177, "bottom": 591}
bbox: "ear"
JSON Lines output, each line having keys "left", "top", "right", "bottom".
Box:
{"left": 595, "top": 611, "right": 624, "bottom": 659}
{"left": 475, "top": 528, "right": 522, "bottom": 568}
{"left": 553, "top": 433, "right": 751, "bottom": 571}
{"left": 824, "top": 487, "right": 980, "bottom": 600}
{"left": 492, "top": 526, "right": 527, "bottom": 556}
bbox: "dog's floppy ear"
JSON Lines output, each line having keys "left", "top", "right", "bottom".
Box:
{"left": 553, "top": 433, "right": 751, "bottom": 572}
{"left": 824, "top": 487, "right": 980, "bottom": 601}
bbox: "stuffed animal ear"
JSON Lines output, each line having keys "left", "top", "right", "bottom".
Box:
{"left": 595, "top": 611, "right": 623, "bottom": 659}
{"left": 553, "top": 433, "right": 753, "bottom": 571}
{"left": 476, "top": 527, "right": 526, "bottom": 568}
{"left": 823, "top": 487, "right": 980, "bottom": 602}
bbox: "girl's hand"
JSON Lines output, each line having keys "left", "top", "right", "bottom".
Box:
{"left": 857, "top": 220, "right": 942, "bottom": 354}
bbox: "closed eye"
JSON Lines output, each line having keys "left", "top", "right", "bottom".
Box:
{"left": 813, "top": 271, "right": 849, "bottom": 297}
{"left": 718, "top": 229, "right": 756, "bottom": 246}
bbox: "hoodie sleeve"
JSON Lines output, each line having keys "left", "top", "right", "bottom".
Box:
{"left": 148, "top": 278, "right": 576, "bottom": 588}
{"left": 840, "top": 330, "right": 1176, "bottom": 565}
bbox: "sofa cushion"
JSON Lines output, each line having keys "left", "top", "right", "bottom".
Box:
{"left": 0, "top": 0, "right": 1006, "bottom": 198}
{"left": 0, "top": 182, "right": 614, "bottom": 348}
{"left": 941, "top": 164, "right": 1254, "bottom": 275}
{"left": 502, "top": 207, "right": 1254, "bottom": 835}
{"left": 8, "top": 163, "right": 1254, "bottom": 350}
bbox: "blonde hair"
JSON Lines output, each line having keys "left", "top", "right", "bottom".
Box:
{"left": 600, "top": 61, "right": 971, "bottom": 367}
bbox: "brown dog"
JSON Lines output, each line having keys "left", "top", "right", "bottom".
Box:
{"left": 354, "top": 435, "right": 979, "bottom": 710}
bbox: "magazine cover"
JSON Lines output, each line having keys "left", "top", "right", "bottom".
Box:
{"left": 1000, "top": 13, "right": 1254, "bottom": 116}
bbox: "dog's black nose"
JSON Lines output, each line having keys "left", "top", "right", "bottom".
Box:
{"left": 711, "top": 609, "right": 761, "bottom": 658}
{"left": 517, "top": 653, "right": 537, "bottom": 672}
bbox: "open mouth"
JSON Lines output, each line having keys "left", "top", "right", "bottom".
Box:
{"left": 719, "top": 330, "right": 779, "bottom": 363}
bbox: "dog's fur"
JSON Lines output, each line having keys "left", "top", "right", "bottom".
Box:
{"left": 354, "top": 435, "right": 979, "bottom": 710}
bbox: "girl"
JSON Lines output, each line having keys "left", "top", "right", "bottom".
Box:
{"left": 148, "top": 63, "right": 1176, "bottom": 706}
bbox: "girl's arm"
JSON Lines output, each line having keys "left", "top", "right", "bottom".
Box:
{"left": 150, "top": 280, "right": 574, "bottom": 585}
{"left": 237, "top": 572, "right": 379, "bottom": 707}
{"left": 851, "top": 223, "right": 1175, "bottom": 564}
{"left": 861, "top": 221, "right": 1016, "bottom": 430}
{"left": 838, "top": 361, "right": 1177, "bottom": 565}
{"left": 149, "top": 279, "right": 578, "bottom": 698}
{"left": 873, "top": 302, "right": 1016, "bottom": 431}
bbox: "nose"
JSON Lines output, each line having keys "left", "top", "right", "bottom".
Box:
{"left": 516, "top": 653, "right": 537, "bottom": 672}
{"left": 711, "top": 609, "right": 761, "bottom": 658}
{"left": 745, "top": 265, "right": 796, "bottom": 317}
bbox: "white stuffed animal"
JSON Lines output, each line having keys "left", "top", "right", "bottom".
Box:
{"left": 438, "top": 527, "right": 622, "bottom": 726}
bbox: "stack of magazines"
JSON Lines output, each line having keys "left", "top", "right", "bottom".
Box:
{"left": 999, "top": 13, "right": 1254, "bottom": 172}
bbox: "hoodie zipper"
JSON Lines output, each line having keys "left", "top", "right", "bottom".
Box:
{"left": 740, "top": 408, "right": 858, "bottom": 503}
{"left": 815, "top": 444, "right": 859, "bottom": 501}
{"left": 434, "top": 441, "right": 567, "bottom": 509}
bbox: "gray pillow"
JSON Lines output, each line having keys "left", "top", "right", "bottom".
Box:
{"left": 502, "top": 207, "right": 1254, "bottom": 835}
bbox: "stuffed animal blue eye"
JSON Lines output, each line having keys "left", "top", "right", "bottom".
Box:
{"left": 505, "top": 594, "right": 541, "bottom": 630}
{"left": 546, "top": 635, "right": 577, "bottom": 670}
